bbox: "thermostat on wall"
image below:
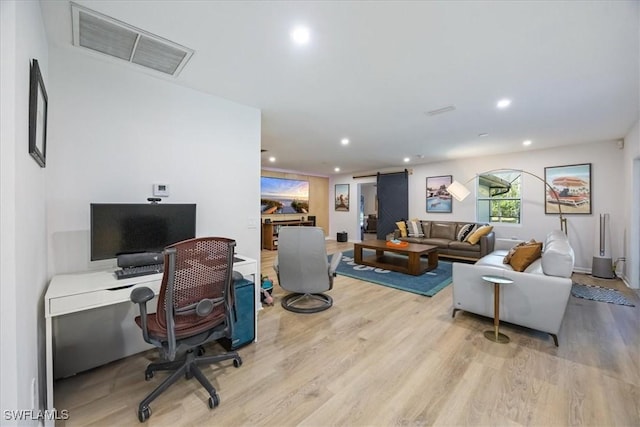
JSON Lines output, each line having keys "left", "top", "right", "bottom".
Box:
{"left": 153, "top": 184, "right": 170, "bottom": 197}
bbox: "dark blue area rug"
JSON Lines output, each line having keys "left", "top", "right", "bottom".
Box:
{"left": 333, "top": 249, "right": 452, "bottom": 297}
{"left": 571, "top": 283, "right": 635, "bottom": 307}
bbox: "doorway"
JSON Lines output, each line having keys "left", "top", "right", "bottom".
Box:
{"left": 359, "top": 182, "right": 377, "bottom": 241}
{"left": 632, "top": 159, "right": 640, "bottom": 288}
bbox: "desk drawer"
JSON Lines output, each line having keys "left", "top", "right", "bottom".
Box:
{"left": 53, "top": 299, "right": 157, "bottom": 379}
{"left": 49, "top": 282, "right": 161, "bottom": 316}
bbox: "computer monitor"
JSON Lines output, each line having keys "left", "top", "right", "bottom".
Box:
{"left": 90, "top": 203, "right": 196, "bottom": 261}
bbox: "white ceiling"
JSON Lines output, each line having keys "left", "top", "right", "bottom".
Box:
{"left": 41, "top": 0, "right": 639, "bottom": 176}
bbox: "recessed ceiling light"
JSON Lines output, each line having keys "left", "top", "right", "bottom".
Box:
{"left": 334, "top": 167, "right": 340, "bottom": 172}
{"left": 497, "top": 99, "right": 511, "bottom": 109}
{"left": 290, "top": 26, "right": 310, "bottom": 45}
{"left": 522, "top": 140, "right": 532, "bottom": 146}
{"left": 403, "top": 157, "right": 410, "bottom": 163}
{"left": 341, "top": 138, "right": 349, "bottom": 145}
{"left": 478, "top": 133, "right": 489, "bottom": 137}
{"left": 268, "top": 156, "right": 276, "bottom": 162}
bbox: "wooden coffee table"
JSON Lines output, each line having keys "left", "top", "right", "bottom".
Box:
{"left": 353, "top": 240, "right": 438, "bottom": 276}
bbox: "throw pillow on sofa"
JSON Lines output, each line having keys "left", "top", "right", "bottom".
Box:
{"left": 503, "top": 239, "right": 538, "bottom": 264}
{"left": 396, "top": 221, "right": 408, "bottom": 237}
{"left": 407, "top": 220, "right": 424, "bottom": 237}
{"left": 456, "top": 223, "right": 476, "bottom": 242}
{"left": 509, "top": 243, "right": 543, "bottom": 272}
{"left": 466, "top": 225, "right": 493, "bottom": 245}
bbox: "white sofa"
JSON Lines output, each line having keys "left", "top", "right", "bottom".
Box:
{"left": 452, "top": 230, "right": 574, "bottom": 346}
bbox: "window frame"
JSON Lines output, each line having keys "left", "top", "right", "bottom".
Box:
{"left": 476, "top": 172, "right": 523, "bottom": 225}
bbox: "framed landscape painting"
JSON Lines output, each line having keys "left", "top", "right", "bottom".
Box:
{"left": 544, "top": 163, "right": 592, "bottom": 214}
{"left": 426, "top": 175, "right": 452, "bottom": 213}
{"left": 335, "top": 184, "right": 349, "bottom": 211}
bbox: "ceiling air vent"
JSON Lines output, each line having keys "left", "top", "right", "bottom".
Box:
{"left": 71, "top": 2, "right": 193, "bottom": 77}
{"left": 425, "top": 105, "right": 456, "bottom": 116}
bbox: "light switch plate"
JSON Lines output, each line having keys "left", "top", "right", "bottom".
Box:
{"left": 153, "top": 184, "right": 170, "bottom": 197}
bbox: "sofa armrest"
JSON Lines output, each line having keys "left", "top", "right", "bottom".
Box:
{"left": 452, "top": 262, "right": 572, "bottom": 335}
{"left": 479, "top": 231, "right": 495, "bottom": 257}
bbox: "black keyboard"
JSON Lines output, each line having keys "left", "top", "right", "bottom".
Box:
{"left": 114, "top": 264, "right": 164, "bottom": 280}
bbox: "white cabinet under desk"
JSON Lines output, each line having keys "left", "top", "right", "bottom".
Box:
{"left": 44, "top": 256, "right": 258, "bottom": 414}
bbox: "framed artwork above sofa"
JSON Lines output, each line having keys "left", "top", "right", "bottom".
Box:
{"left": 426, "top": 175, "right": 452, "bottom": 213}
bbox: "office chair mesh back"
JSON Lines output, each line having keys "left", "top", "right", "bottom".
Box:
{"left": 131, "top": 236, "right": 241, "bottom": 422}
{"left": 155, "top": 237, "right": 233, "bottom": 339}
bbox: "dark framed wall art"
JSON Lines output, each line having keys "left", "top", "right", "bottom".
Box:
{"left": 544, "top": 163, "right": 592, "bottom": 214}
{"left": 426, "top": 175, "right": 452, "bottom": 213}
{"left": 335, "top": 184, "right": 349, "bottom": 211}
{"left": 29, "top": 59, "right": 48, "bottom": 168}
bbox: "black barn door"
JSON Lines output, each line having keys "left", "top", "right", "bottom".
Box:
{"left": 376, "top": 171, "right": 409, "bottom": 240}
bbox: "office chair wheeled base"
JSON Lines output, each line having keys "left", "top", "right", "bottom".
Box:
{"left": 137, "top": 347, "right": 242, "bottom": 423}
{"left": 281, "top": 292, "right": 333, "bottom": 313}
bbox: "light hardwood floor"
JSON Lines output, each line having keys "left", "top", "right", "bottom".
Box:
{"left": 55, "top": 240, "right": 640, "bottom": 426}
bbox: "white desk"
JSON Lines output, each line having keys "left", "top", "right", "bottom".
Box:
{"left": 44, "top": 256, "right": 257, "bottom": 414}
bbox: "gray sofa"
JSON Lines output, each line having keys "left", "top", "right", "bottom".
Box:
{"left": 452, "top": 230, "right": 574, "bottom": 346}
{"left": 394, "top": 220, "right": 495, "bottom": 260}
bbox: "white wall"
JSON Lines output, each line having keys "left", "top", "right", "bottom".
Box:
{"left": 623, "top": 120, "right": 639, "bottom": 288}
{"left": 330, "top": 141, "right": 625, "bottom": 273}
{"left": 46, "top": 47, "right": 261, "bottom": 277}
{"left": 1, "top": 0, "right": 49, "bottom": 421}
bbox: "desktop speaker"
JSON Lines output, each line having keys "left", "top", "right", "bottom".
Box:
{"left": 117, "top": 252, "right": 163, "bottom": 268}
{"left": 308, "top": 215, "right": 316, "bottom": 226}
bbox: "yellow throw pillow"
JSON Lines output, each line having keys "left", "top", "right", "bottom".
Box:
{"left": 396, "top": 221, "right": 408, "bottom": 238}
{"left": 503, "top": 239, "right": 538, "bottom": 264}
{"left": 509, "top": 243, "right": 542, "bottom": 272}
{"left": 466, "top": 225, "right": 493, "bottom": 245}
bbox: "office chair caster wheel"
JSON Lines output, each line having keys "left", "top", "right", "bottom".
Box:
{"left": 208, "top": 393, "right": 220, "bottom": 409}
{"left": 144, "top": 370, "right": 153, "bottom": 381}
{"left": 137, "top": 406, "right": 151, "bottom": 422}
{"left": 233, "top": 357, "right": 242, "bottom": 368}
{"left": 197, "top": 346, "right": 206, "bottom": 356}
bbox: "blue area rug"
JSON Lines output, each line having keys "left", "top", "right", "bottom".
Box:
{"left": 571, "top": 283, "right": 635, "bottom": 307}
{"left": 333, "top": 249, "right": 452, "bottom": 297}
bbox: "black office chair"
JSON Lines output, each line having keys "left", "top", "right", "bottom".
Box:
{"left": 130, "top": 237, "right": 242, "bottom": 422}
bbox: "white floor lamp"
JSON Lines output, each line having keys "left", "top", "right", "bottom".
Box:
{"left": 447, "top": 168, "right": 568, "bottom": 235}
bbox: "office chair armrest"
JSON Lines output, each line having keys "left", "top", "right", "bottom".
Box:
{"left": 130, "top": 286, "right": 155, "bottom": 343}
{"left": 131, "top": 286, "right": 155, "bottom": 304}
{"left": 329, "top": 251, "right": 342, "bottom": 276}
{"left": 327, "top": 251, "right": 342, "bottom": 289}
